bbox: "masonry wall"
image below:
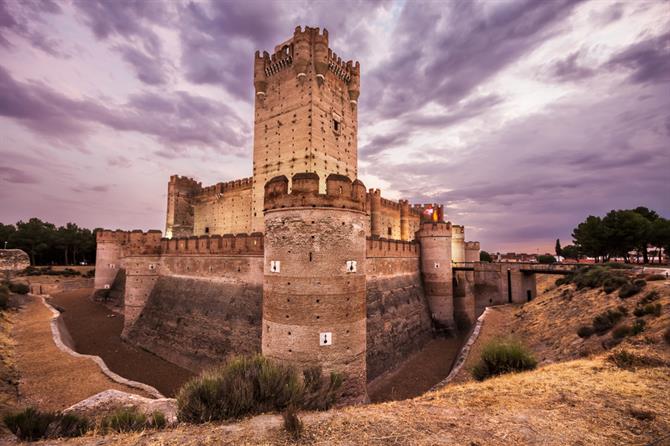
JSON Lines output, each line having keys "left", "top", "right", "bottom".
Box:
{"left": 365, "top": 238, "right": 433, "bottom": 381}
{"left": 192, "top": 179, "right": 253, "bottom": 236}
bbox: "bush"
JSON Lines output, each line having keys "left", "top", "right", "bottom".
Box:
{"left": 646, "top": 274, "right": 666, "bottom": 281}
{"left": 612, "top": 325, "right": 631, "bottom": 339}
{"left": 639, "top": 291, "right": 660, "bottom": 305}
{"left": 282, "top": 406, "right": 303, "bottom": 441}
{"left": 537, "top": 255, "right": 556, "bottom": 264}
{"left": 619, "top": 281, "right": 645, "bottom": 299}
{"left": 100, "top": 407, "right": 163, "bottom": 433}
{"left": 634, "top": 303, "right": 662, "bottom": 317}
{"left": 607, "top": 350, "right": 666, "bottom": 370}
{"left": 7, "top": 282, "right": 29, "bottom": 294}
{"left": 664, "top": 327, "right": 670, "bottom": 345}
{"left": 577, "top": 325, "right": 594, "bottom": 338}
{"left": 631, "top": 318, "right": 646, "bottom": 335}
{"left": 592, "top": 308, "right": 625, "bottom": 334}
{"left": 603, "top": 276, "right": 629, "bottom": 294}
{"left": 471, "top": 338, "right": 537, "bottom": 381}
{"left": 0, "top": 285, "right": 9, "bottom": 310}
{"left": 177, "top": 355, "right": 303, "bottom": 423}
{"left": 301, "top": 366, "right": 343, "bottom": 411}
{"left": 3, "top": 408, "right": 89, "bottom": 441}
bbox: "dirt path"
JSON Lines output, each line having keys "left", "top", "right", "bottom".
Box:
{"left": 368, "top": 336, "right": 465, "bottom": 402}
{"left": 12, "top": 294, "right": 150, "bottom": 411}
{"left": 50, "top": 289, "right": 193, "bottom": 397}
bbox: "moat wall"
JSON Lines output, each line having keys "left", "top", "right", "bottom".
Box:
{"left": 365, "top": 239, "right": 433, "bottom": 381}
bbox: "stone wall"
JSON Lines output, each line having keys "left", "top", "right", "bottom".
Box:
{"left": 126, "top": 275, "right": 262, "bottom": 372}
{"left": 0, "top": 249, "right": 30, "bottom": 276}
{"left": 192, "top": 179, "right": 253, "bottom": 236}
{"left": 365, "top": 238, "right": 433, "bottom": 381}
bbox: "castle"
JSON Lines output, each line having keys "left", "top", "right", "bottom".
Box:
{"left": 95, "top": 27, "right": 541, "bottom": 401}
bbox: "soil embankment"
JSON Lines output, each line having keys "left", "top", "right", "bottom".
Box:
{"left": 50, "top": 289, "right": 194, "bottom": 397}
{"left": 12, "top": 294, "right": 151, "bottom": 411}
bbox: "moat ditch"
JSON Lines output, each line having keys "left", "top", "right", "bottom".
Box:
{"left": 50, "top": 289, "right": 467, "bottom": 402}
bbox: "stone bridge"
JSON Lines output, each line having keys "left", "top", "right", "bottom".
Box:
{"left": 451, "top": 262, "right": 580, "bottom": 325}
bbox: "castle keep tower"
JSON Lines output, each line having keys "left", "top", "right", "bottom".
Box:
{"left": 165, "top": 176, "right": 201, "bottom": 238}
{"left": 262, "top": 173, "right": 368, "bottom": 401}
{"left": 251, "top": 27, "right": 360, "bottom": 232}
{"left": 416, "top": 221, "right": 455, "bottom": 332}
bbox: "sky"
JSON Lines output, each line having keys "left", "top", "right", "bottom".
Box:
{"left": 0, "top": 0, "right": 669, "bottom": 253}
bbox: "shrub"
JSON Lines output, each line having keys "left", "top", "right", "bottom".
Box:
{"left": 301, "top": 366, "right": 343, "bottom": 411}
{"left": 537, "top": 254, "right": 556, "bottom": 264}
{"left": 8, "top": 282, "right": 29, "bottom": 294}
{"left": 592, "top": 308, "right": 625, "bottom": 334}
{"left": 646, "top": 274, "right": 666, "bottom": 281}
{"left": 617, "top": 305, "right": 628, "bottom": 315}
{"left": 631, "top": 318, "right": 646, "bottom": 335}
{"left": 577, "top": 325, "right": 594, "bottom": 338}
{"left": 639, "top": 291, "right": 660, "bottom": 305}
{"left": 177, "top": 355, "right": 303, "bottom": 423}
{"left": 555, "top": 276, "right": 571, "bottom": 287}
{"left": 607, "top": 350, "right": 666, "bottom": 370}
{"left": 612, "top": 325, "right": 631, "bottom": 339}
{"left": 603, "top": 276, "right": 629, "bottom": 294}
{"left": 3, "top": 408, "right": 89, "bottom": 441}
{"left": 282, "top": 406, "right": 303, "bottom": 441}
{"left": 471, "top": 338, "right": 537, "bottom": 381}
{"left": 603, "top": 263, "right": 635, "bottom": 269}
{"left": 100, "top": 407, "right": 160, "bottom": 433}
{"left": 0, "top": 285, "right": 9, "bottom": 310}
{"left": 619, "top": 281, "right": 644, "bottom": 299}
{"left": 634, "top": 303, "right": 662, "bottom": 317}
{"left": 664, "top": 327, "right": 670, "bottom": 345}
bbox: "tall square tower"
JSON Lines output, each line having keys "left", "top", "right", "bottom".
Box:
{"left": 251, "top": 26, "right": 360, "bottom": 232}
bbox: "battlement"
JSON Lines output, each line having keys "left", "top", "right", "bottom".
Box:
{"left": 264, "top": 173, "right": 366, "bottom": 212}
{"left": 366, "top": 237, "right": 420, "bottom": 258}
{"left": 465, "top": 241, "right": 480, "bottom": 250}
{"left": 416, "top": 221, "right": 452, "bottom": 237}
{"left": 169, "top": 175, "right": 202, "bottom": 189}
{"left": 96, "top": 229, "right": 131, "bottom": 244}
{"left": 161, "top": 233, "right": 264, "bottom": 256}
{"left": 193, "top": 177, "right": 253, "bottom": 200}
{"left": 452, "top": 225, "right": 465, "bottom": 236}
{"left": 96, "top": 229, "right": 162, "bottom": 255}
{"left": 380, "top": 197, "right": 401, "bottom": 210}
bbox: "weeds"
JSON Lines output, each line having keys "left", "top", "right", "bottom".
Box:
{"left": 282, "top": 406, "right": 303, "bottom": 441}
{"left": 3, "top": 408, "right": 89, "bottom": 441}
{"left": 592, "top": 308, "right": 625, "bottom": 334}
{"left": 471, "top": 338, "right": 537, "bottom": 381}
{"left": 99, "top": 407, "right": 165, "bottom": 433}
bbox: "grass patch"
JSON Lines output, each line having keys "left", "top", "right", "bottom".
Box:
{"left": 471, "top": 338, "right": 537, "bottom": 381}
{"left": 1, "top": 281, "right": 29, "bottom": 295}
{"left": 282, "top": 406, "right": 303, "bottom": 441}
{"left": 176, "top": 355, "right": 342, "bottom": 424}
{"left": 556, "top": 265, "right": 634, "bottom": 295}
{"left": 607, "top": 349, "right": 667, "bottom": 370}
{"left": 99, "top": 407, "right": 165, "bottom": 433}
{"left": 3, "top": 408, "right": 89, "bottom": 441}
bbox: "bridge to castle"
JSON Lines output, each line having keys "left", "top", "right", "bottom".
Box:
{"left": 451, "top": 262, "right": 580, "bottom": 310}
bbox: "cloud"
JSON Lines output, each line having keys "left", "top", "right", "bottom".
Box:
{"left": 607, "top": 31, "right": 670, "bottom": 84}
{"left": 0, "top": 65, "right": 250, "bottom": 152}
{"left": 0, "top": 0, "right": 66, "bottom": 56}
{"left": 0, "top": 166, "right": 39, "bottom": 184}
{"left": 546, "top": 51, "right": 595, "bottom": 82}
{"left": 117, "top": 44, "right": 168, "bottom": 85}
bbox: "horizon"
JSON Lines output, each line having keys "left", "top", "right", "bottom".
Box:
{"left": 1, "top": 0, "right": 669, "bottom": 253}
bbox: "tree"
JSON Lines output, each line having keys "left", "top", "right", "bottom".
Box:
{"left": 650, "top": 218, "right": 670, "bottom": 263}
{"left": 0, "top": 223, "right": 16, "bottom": 249}
{"left": 572, "top": 216, "right": 607, "bottom": 262}
{"left": 480, "top": 251, "right": 493, "bottom": 262}
{"left": 632, "top": 206, "right": 659, "bottom": 263}
{"left": 11, "top": 218, "right": 55, "bottom": 265}
{"left": 537, "top": 254, "right": 556, "bottom": 264}
{"left": 561, "top": 245, "right": 580, "bottom": 260}
{"left": 601, "top": 210, "right": 648, "bottom": 263}
{"left": 555, "top": 239, "right": 562, "bottom": 257}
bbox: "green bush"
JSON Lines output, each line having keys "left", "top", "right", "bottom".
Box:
{"left": 592, "top": 308, "right": 625, "bottom": 334}
{"left": 603, "top": 276, "right": 629, "bottom": 294}
{"left": 100, "top": 407, "right": 163, "bottom": 433}
{"left": 631, "top": 318, "right": 646, "bottom": 335}
{"left": 537, "top": 255, "right": 556, "bottom": 264}
{"left": 577, "top": 325, "right": 594, "bottom": 338}
{"left": 3, "top": 408, "right": 89, "bottom": 441}
{"left": 301, "top": 366, "right": 343, "bottom": 411}
{"left": 619, "top": 281, "right": 645, "bottom": 299}
{"left": 177, "top": 355, "right": 304, "bottom": 423}
{"left": 646, "top": 274, "right": 666, "bottom": 281}
{"left": 612, "top": 325, "right": 631, "bottom": 339}
{"left": 471, "top": 339, "right": 537, "bottom": 381}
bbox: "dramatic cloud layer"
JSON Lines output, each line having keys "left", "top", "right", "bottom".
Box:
{"left": 0, "top": 0, "right": 668, "bottom": 252}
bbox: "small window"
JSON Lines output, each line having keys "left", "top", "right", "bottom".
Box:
{"left": 204, "top": 227, "right": 210, "bottom": 234}
{"left": 387, "top": 227, "right": 392, "bottom": 236}
{"left": 333, "top": 120, "right": 340, "bottom": 132}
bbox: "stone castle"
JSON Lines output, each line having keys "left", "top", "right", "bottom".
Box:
{"left": 95, "top": 27, "right": 543, "bottom": 401}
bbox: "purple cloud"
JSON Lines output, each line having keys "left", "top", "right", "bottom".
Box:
{"left": 0, "top": 166, "right": 39, "bottom": 184}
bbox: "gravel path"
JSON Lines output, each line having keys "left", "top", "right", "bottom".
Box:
{"left": 50, "top": 289, "right": 194, "bottom": 397}
{"left": 12, "top": 294, "right": 150, "bottom": 411}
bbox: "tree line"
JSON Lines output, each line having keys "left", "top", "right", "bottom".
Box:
{"left": 556, "top": 206, "right": 670, "bottom": 263}
{"left": 0, "top": 218, "right": 97, "bottom": 266}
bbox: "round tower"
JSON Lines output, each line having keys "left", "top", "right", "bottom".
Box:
{"left": 416, "top": 221, "right": 455, "bottom": 332}
{"left": 262, "top": 173, "right": 368, "bottom": 402}
{"left": 399, "top": 199, "right": 410, "bottom": 241}
{"left": 94, "top": 230, "right": 129, "bottom": 290}
{"left": 369, "top": 189, "right": 382, "bottom": 238}
{"left": 451, "top": 225, "right": 465, "bottom": 263}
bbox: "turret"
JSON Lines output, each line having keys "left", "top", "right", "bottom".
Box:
{"left": 253, "top": 50, "right": 268, "bottom": 97}
{"left": 262, "top": 173, "right": 368, "bottom": 402}
{"left": 416, "top": 221, "right": 455, "bottom": 332}
{"left": 348, "top": 61, "right": 360, "bottom": 105}
{"left": 313, "top": 28, "right": 328, "bottom": 83}
{"left": 465, "top": 241, "right": 480, "bottom": 262}
{"left": 400, "top": 199, "right": 410, "bottom": 241}
{"left": 368, "top": 189, "right": 382, "bottom": 238}
{"left": 292, "top": 26, "right": 310, "bottom": 81}
{"left": 451, "top": 225, "right": 465, "bottom": 263}
{"left": 94, "top": 230, "right": 130, "bottom": 290}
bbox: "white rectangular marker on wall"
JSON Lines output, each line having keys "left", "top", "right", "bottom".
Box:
{"left": 320, "top": 332, "right": 332, "bottom": 346}
{"left": 270, "top": 260, "right": 280, "bottom": 273}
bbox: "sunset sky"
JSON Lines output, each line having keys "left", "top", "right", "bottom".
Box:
{"left": 1, "top": 0, "right": 668, "bottom": 253}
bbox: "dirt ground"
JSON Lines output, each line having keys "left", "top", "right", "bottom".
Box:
{"left": 368, "top": 336, "right": 465, "bottom": 402}
{"left": 50, "top": 289, "right": 194, "bottom": 397}
{"left": 11, "top": 294, "right": 150, "bottom": 412}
